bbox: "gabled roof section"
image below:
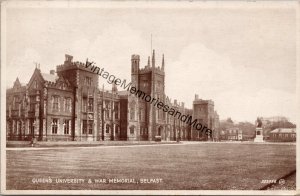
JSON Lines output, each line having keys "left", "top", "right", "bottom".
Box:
{"left": 7, "top": 78, "right": 26, "bottom": 94}
{"left": 56, "top": 76, "right": 71, "bottom": 86}
{"left": 27, "top": 68, "right": 45, "bottom": 88}
{"left": 44, "top": 73, "right": 73, "bottom": 91}
{"left": 13, "top": 77, "right": 21, "bottom": 88}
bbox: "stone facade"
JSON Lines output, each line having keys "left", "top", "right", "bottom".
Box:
{"left": 191, "top": 94, "right": 219, "bottom": 141}
{"left": 6, "top": 52, "right": 219, "bottom": 141}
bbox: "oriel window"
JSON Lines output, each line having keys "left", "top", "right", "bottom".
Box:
{"left": 88, "top": 98, "right": 93, "bottom": 112}
{"left": 85, "top": 77, "right": 92, "bottom": 86}
{"left": 65, "top": 98, "right": 71, "bottom": 112}
{"left": 106, "top": 124, "right": 110, "bottom": 133}
{"left": 52, "top": 96, "right": 59, "bottom": 110}
{"left": 82, "top": 98, "right": 87, "bottom": 112}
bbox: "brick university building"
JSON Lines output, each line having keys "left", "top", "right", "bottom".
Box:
{"left": 6, "top": 51, "right": 220, "bottom": 141}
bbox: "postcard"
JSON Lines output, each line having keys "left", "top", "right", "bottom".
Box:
{"left": 1, "top": 0, "right": 299, "bottom": 195}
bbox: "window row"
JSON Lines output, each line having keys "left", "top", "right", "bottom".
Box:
{"left": 130, "top": 107, "right": 145, "bottom": 121}
{"left": 51, "top": 119, "right": 71, "bottom": 134}
{"left": 82, "top": 120, "right": 93, "bottom": 134}
{"left": 82, "top": 122, "right": 124, "bottom": 135}
{"left": 105, "top": 124, "right": 120, "bottom": 134}
{"left": 103, "top": 102, "right": 119, "bottom": 119}
{"left": 85, "top": 76, "right": 92, "bottom": 86}
{"left": 51, "top": 96, "right": 72, "bottom": 112}
{"left": 82, "top": 98, "right": 94, "bottom": 112}
{"left": 140, "top": 127, "right": 148, "bottom": 135}
{"left": 273, "top": 133, "right": 296, "bottom": 138}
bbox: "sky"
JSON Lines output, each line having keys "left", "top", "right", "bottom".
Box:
{"left": 4, "top": 1, "right": 298, "bottom": 123}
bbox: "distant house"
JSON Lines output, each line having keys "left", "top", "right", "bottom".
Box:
{"left": 269, "top": 128, "right": 296, "bottom": 142}
{"left": 220, "top": 128, "right": 243, "bottom": 141}
{"left": 227, "top": 129, "right": 239, "bottom": 140}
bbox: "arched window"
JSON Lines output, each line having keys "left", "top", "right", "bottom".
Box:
{"left": 105, "top": 101, "right": 110, "bottom": 119}
{"left": 13, "top": 96, "right": 20, "bottom": 110}
{"left": 106, "top": 124, "right": 110, "bottom": 133}
{"left": 158, "top": 127, "right": 162, "bottom": 136}
{"left": 51, "top": 119, "right": 58, "bottom": 134}
{"left": 130, "top": 126, "right": 135, "bottom": 134}
{"left": 52, "top": 96, "right": 59, "bottom": 111}
{"left": 65, "top": 97, "right": 72, "bottom": 112}
{"left": 130, "top": 107, "right": 135, "bottom": 120}
{"left": 140, "top": 127, "right": 143, "bottom": 135}
{"left": 139, "top": 108, "right": 145, "bottom": 122}
{"left": 114, "top": 103, "right": 119, "bottom": 119}
{"left": 88, "top": 98, "right": 93, "bottom": 112}
{"left": 115, "top": 125, "right": 119, "bottom": 134}
{"left": 130, "top": 101, "right": 135, "bottom": 120}
{"left": 33, "top": 80, "right": 38, "bottom": 89}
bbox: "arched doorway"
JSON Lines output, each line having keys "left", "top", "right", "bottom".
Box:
{"left": 157, "top": 126, "right": 163, "bottom": 136}
{"left": 156, "top": 126, "right": 164, "bottom": 141}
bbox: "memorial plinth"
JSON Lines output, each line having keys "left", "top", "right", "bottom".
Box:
{"left": 254, "top": 127, "right": 264, "bottom": 142}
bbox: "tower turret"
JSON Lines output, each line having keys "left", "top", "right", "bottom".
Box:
{"left": 131, "top": 54, "right": 140, "bottom": 88}
{"left": 64, "top": 54, "right": 73, "bottom": 64}
{"left": 131, "top": 54, "right": 140, "bottom": 74}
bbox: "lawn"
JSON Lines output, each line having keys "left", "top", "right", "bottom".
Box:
{"left": 6, "top": 142, "right": 296, "bottom": 190}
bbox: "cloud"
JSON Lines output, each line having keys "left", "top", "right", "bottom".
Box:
{"left": 6, "top": 22, "right": 149, "bottom": 90}
{"left": 6, "top": 22, "right": 296, "bottom": 123}
{"left": 65, "top": 22, "right": 149, "bottom": 89}
{"left": 165, "top": 42, "right": 297, "bottom": 123}
{"left": 215, "top": 88, "right": 297, "bottom": 123}
{"left": 165, "top": 43, "right": 235, "bottom": 106}
{"left": 6, "top": 48, "right": 42, "bottom": 87}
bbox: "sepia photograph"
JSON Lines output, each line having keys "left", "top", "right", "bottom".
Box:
{"left": 1, "top": 0, "right": 299, "bottom": 195}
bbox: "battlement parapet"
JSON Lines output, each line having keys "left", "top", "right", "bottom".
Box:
{"left": 139, "top": 66, "right": 152, "bottom": 74}
{"left": 138, "top": 65, "right": 164, "bottom": 75}
{"left": 56, "top": 61, "right": 97, "bottom": 74}
{"left": 131, "top": 54, "right": 140, "bottom": 60}
{"left": 193, "top": 99, "right": 214, "bottom": 105}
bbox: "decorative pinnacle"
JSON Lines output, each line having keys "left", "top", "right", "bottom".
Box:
{"left": 152, "top": 49, "right": 155, "bottom": 67}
